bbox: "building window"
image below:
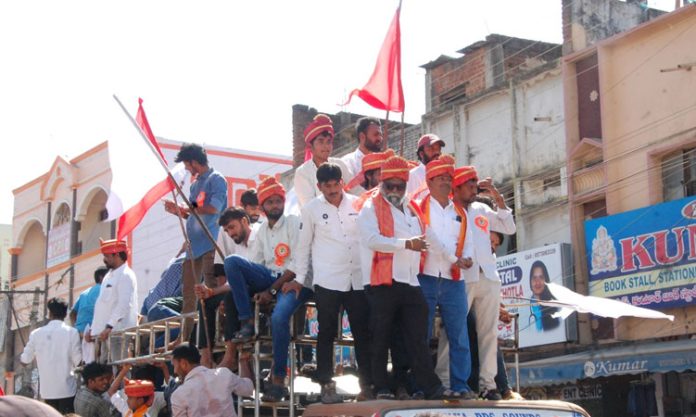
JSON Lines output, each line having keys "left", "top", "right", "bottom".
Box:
{"left": 662, "top": 148, "right": 696, "bottom": 202}
{"left": 575, "top": 54, "right": 602, "bottom": 141}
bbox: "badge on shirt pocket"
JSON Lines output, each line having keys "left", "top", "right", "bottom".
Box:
{"left": 196, "top": 191, "right": 206, "bottom": 208}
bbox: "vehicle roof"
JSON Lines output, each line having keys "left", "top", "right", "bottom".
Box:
{"left": 302, "top": 399, "right": 590, "bottom": 417}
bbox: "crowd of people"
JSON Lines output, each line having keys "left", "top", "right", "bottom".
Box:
{"left": 18, "top": 114, "right": 522, "bottom": 416}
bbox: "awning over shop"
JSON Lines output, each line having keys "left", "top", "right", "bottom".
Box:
{"left": 509, "top": 339, "right": 696, "bottom": 386}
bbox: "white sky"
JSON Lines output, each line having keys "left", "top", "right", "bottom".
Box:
{"left": 0, "top": 0, "right": 674, "bottom": 224}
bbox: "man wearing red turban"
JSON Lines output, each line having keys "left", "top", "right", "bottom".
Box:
{"left": 294, "top": 114, "right": 350, "bottom": 207}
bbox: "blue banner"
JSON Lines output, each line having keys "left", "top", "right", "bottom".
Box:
{"left": 584, "top": 196, "right": 696, "bottom": 309}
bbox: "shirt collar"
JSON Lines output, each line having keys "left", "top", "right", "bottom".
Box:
{"left": 429, "top": 195, "right": 453, "bottom": 211}
{"left": 184, "top": 365, "right": 206, "bottom": 383}
{"left": 267, "top": 214, "right": 286, "bottom": 231}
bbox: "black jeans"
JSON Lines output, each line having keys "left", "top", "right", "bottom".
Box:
{"left": 45, "top": 396, "right": 75, "bottom": 413}
{"left": 196, "top": 291, "right": 239, "bottom": 348}
{"left": 368, "top": 282, "right": 442, "bottom": 397}
{"left": 315, "top": 285, "right": 372, "bottom": 388}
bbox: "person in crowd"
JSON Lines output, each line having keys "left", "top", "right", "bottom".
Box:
{"left": 294, "top": 114, "right": 350, "bottom": 207}
{"left": 74, "top": 362, "right": 117, "bottom": 417}
{"left": 529, "top": 260, "right": 561, "bottom": 331}
{"left": 163, "top": 143, "right": 227, "bottom": 317}
{"left": 357, "top": 155, "right": 453, "bottom": 400}
{"left": 20, "top": 297, "right": 81, "bottom": 414}
{"left": 344, "top": 149, "right": 394, "bottom": 193}
{"left": 107, "top": 364, "right": 157, "bottom": 417}
{"left": 89, "top": 238, "right": 138, "bottom": 362}
{"left": 71, "top": 266, "right": 109, "bottom": 336}
{"left": 140, "top": 255, "right": 184, "bottom": 318}
{"left": 450, "top": 166, "right": 516, "bottom": 400}
{"left": 284, "top": 163, "right": 372, "bottom": 403}
{"left": 407, "top": 134, "right": 446, "bottom": 200}
{"left": 416, "top": 155, "right": 476, "bottom": 399}
{"left": 0, "top": 395, "right": 64, "bottom": 417}
{"left": 170, "top": 344, "right": 253, "bottom": 417}
{"left": 341, "top": 117, "right": 384, "bottom": 190}
{"left": 241, "top": 188, "right": 263, "bottom": 224}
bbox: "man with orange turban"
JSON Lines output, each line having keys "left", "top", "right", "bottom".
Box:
{"left": 294, "top": 114, "right": 350, "bottom": 207}
{"left": 449, "top": 166, "right": 516, "bottom": 400}
{"left": 416, "top": 155, "right": 476, "bottom": 398}
{"left": 89, "top": 238, "right": 138, "bottom": 362}
{"left": 357, "top": 155, "right": 454, "bottom": 400}
{"left": 221, "top": 176, "right": 312, "bottom": 402}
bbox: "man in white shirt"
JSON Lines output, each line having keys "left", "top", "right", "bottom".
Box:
{"left": 21, "top": 297, "right": 81, "bottom": 413}
{"left": 196, "top": 207, "right": 255, "bottom": 369}
{"left": 357, "top": 155, "right": 452, "bottom": 400}
{"left": 416, "top": 155, "right": 476, "bottom": 399}
{"left": 88, "top": 238, "right": 138, "bottom": 362}
{"left": 222, "top": 176, "right": 312, "bottom": 402}
{"left": 284, "top": 163, "right": 372, "bottom": 403}
{"left": 407, "top": 134, "right": 445, "bottom": 201}
{"left": 341, "top": 117, "right": 384, "bottom": 192}
{"left": 294, "top": 114, "right": 350, "bottom": 207}
{"left": 171, "top": 344, "right": 253, "bottom": 417}
{"left": 451, "top": 166, "right": 516, "bottom": 400}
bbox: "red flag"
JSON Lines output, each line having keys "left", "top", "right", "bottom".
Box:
{"left": 345, "top": 3, "right": 404, "bottom": 112}
{"left": 110, "top": 99, "right": 185, "bottom": 240}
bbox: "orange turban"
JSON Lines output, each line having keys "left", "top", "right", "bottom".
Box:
{"left": 303, "top": 114, "right": 334, "bottom": 162}
{"left": 344, "top": 149, "right": 395, "bottom": 191}
{"left": 453, "top": 166, "right": 478, "bottom": 187}
{"left": 257, "top": 177, "right": 286, "bottom": 205}
{"left": 124, "top": 379, "right": 154, "bottom": 398}
{"left": 99, "top": 239, "right": 128, "bottom": 255}
{"left": 425, "top": 154, "right": 455, "bottom": 180}
{"left": 380, "top": 155, "right": 410, "bottom": 182}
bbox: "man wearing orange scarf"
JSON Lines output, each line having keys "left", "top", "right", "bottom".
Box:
{"left": 417, "top": 155, "right": 476, "bottom": 398}
{"left": 357, "top": 155, "right": 453, "bottom": 400}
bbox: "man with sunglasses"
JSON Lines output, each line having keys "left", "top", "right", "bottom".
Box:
{"left": 295, "top": 114, "right": 350, "bottom": 208}
{"left": 357, "top": 155, "right": 454, "bottom": 400}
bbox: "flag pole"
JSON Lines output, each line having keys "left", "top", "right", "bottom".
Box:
{"left": 112, "top": 95, "right": 225, "bottom": 260}
{"left": 383, "top": 110, "right": 390, "bottom": 151}
{"left": 399, "top": 111, "right": 406, "bottom": 156}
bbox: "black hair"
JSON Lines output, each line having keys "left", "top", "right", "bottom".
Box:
{"left": 240, "top": 189, "right": 259, "bottom": 207}
{"left": 118, "top": 252, "right": 128, "bottom": 262}
{"left": 131, "top": 364, "right": 158, "bottom": 383}
{"left": 94, "top": 266, "right": 108, "bottom": 284}
{"left": 174, "top": 143, "right": 208, "bottom": 165}
{"left": 491, "top": 230, "right": 505, "bottom": 246}
{"left": 172, "top": 344, "right": 201, "bottom": 365}
{"left": 82, "top": 362, "right": 111, "bottom": 384}
{"left": 47, "top": 297, "right": 68, "bottom": 320}
{"left": 219, "top": 207, "right": 249, "bottom": 226}
{"left": 316, "top": 163, "right": 343, "bottom": 184}
{"left": 355, "top": 117, "right": 381, "bottom": 139}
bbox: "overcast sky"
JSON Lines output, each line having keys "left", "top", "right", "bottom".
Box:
{"left": 0, "top": 0, "right": 674, "bottom": 224}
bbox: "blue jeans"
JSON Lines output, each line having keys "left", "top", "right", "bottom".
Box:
{"left": 224, "top": 255, "right": 277, "bottom": 320}
{"left": 418, "top": 274, "right": 472, "bottom": 393}
{"left": 271, "top": 288, "right": 312, "bottom": 378}
{"left": 147, "top": 304, "right": 180, "bottom": 348}
{"left": 224, "top": 254, "right": 313, "bottom": 378}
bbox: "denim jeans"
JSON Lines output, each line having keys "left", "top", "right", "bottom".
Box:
{"left": 271, "top": 288, "right": 313, "bottom": 377}
{"left": 418, "top": 274, "right": 472, "bottom": 393}
{"left": 224, "top": 255, "right": 277, "bottom": 320}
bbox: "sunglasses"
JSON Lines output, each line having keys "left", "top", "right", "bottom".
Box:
{"left": 383, "top": 182, "right": 406, "bottom": 192}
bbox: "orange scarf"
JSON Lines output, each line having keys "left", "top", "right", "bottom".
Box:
{"left": 419, "top": 194, "right": 468, "bottom": 280}
{"left": 371, "top": 194, "right": 425, "bottom": 286}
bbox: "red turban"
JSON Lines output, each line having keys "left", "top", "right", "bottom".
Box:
{"left": 425, "top": 154, "right": 455, "bottom": 180}
{"left": 380, "top": 155, "right": 410, "bottom": 182}
{"left": 344, "top": 149, "right": 395, "bottom": 191}
{"left": 99, "top": 239, "right": 128, "bottom": 255}
{"left": 257, "top": 176, "right": 286, "bottom": 205}
{"left": 124, "top": 379, "right": 154, "bottom": 398}
{"left": 453, "top": 166, "right": 478, "bottom": 187}
{"left": 303, "top": 114, "right": 334, "bottom": 162}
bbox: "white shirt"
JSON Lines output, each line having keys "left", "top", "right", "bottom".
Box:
{"left": 422, "top": 197, "right": 474, "bottom": 279}
{"left": 213, "top": 223, "right": 258, "bottom": 264}
{"left": 91, "top": 263, "right": 138, "bottom": 334}
{"left": 250, "top": 214, "right": 301, "bottom": 275}
{"left": 171, "top": 366, "right": 253, "bottom": 417}
{"left": 294, "top": 157, "right": 350, "bottom": 208}
{"left": 406, "top": 163, "right": 428, "bottom": 200}
{"left": 293, "top": 193, "right": 362, "bottom": 291}
{"left": 463, "top": 201, "right": 516, "bottom": 282}
{"left": 357, "top": 197, "right": 422, "bottom": 287}
{"left": 340, "top": 147, "right": 365, "bottom": 181}
{"left": 20, "top": 320, "right": 81, "bottom": 399}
